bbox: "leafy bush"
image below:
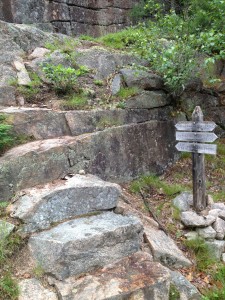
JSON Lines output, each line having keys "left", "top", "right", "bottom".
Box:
{"left": 42, "top": 63, "right": 89, "bottom": 94}
{"left": 100, "top": 0, "right": 225, "bottom": 96}
{"left": 0, "top": 115, "right": 14, "bottom": 154}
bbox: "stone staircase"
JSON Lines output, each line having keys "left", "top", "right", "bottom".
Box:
{"left": 0, "top": 105, "right": 183, "bottom": 299}
{"left": 10, "top": 173, "right": 170, "bottom": 299}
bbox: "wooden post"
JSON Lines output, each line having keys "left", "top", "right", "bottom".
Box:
{"left": 192, "top": 106, "right": 206, "bottom": 212}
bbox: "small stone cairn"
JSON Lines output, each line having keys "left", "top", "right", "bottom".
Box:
{"left": 173, "top": 192, "right": 225, "bottom": 261}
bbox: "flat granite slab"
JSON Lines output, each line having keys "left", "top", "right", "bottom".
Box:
{"left": 10, "top": 174, "right": 121, "bottom": 233}
{"left": 29, "top": 212, "right": 143, "bottom": 280}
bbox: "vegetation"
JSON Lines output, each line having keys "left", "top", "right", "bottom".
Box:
{"left": 117, "top": 87, "right": 140, "bottom": 100}
{"left": 0, "top": 221, "right": 24, "bottom": 300}
{"left": 184, "top": 238, "right": 216, "bottom": 271}
{"left": 169, "top": 284, "right": 180, "bottom": 300}
{"left": 42, "top": 63, "right": 89, "bottom": 95}
{"left": 45, "top": 37, "right": 79, "bottom": 55}
{"left": 202, "top": 265, "right": 225, "bottom": 299}
{"left": 100, "top": 0, "right": 225, "bottom": 96}
{"left": 130, "top": 174, "right": 187, "bottom": 197}
{"left": 0, "top": 115, "right": 14, "bottom": 155}
{"left": 61, "top": 93, "right": 88, "bottom": 110}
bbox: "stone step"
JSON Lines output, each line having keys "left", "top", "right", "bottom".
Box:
{"left": 48, "top": 252, "right": 171, "bottom": 300}
{"left": 0, "top": 121, "right": 176, "bottom": 201}
{"left": 144, "top": 225, "right": 192, "bottom": 269}
{"left": 10, "top": 174, "right": 121, "bottom": 233}
{"left": 0, "top": 106, "right": 173, "bottom": 140}
{"left": 28, "top": 212, "right": 143, "bottom": 280}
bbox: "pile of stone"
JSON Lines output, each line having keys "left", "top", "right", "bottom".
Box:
{"left": 173, "top": 192, "right": 225, "bottom": 261}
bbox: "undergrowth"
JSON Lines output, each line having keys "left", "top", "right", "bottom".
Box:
{"left": 0, "top": 221, "right": 25, "bottom": 300}
{"left": 130, "top": 174, "right": 187, "bottom": 197}
{"left": 99, "top": 0, "right": 225, "bottom": 96}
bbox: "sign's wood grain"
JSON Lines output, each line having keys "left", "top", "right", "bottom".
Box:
{"left": 176, "top": 131, "right": 218, "bottom": 143}
{"left": 175, "top": 121, "right": 216, "bottom": 132}
{"left": 176, "top": 142, "right": 217, "bottom": 155}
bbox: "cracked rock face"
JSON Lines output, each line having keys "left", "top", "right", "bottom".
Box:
{"left": 0, "top": 121, "right": 177, "bottom": 201}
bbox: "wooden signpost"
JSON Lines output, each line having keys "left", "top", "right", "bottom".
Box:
{"left": 175, "top": 106, "right": 218, "bottom": 212}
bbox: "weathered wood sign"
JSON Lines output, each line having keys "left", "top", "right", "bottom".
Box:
{"left": 175, "top": 121, "right": 216, "bottom": 132}
{"left": 175, "top": 106, "right": 218, "bottom": 212}
{"left": 176, "top": 132, "right": 218, "bottom": 143}
{"left": 176, "top": 142, "right": 217, "bottom": 155}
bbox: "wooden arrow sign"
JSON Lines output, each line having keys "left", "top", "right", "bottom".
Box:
{"left": 176, "top": 142, "right": 217, "bottom": 155}
{"left": 175, "top": 121, "right": 216, "bottom": 132}
{"left": 176, "top": 131, "right": 218, "bottom": 143}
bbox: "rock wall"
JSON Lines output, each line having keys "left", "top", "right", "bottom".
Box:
{"left": 0, "top": 0, "right": 139, "bottom": 36}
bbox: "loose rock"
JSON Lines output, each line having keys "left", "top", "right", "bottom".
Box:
{"left": 125, "top": 91, "right": 170, "bottom": 109}
{"left": 120, "top": 68, "right": 164, "bottom": 90}
{"left": 181, "top": 211, "right": 216, "bottom": 228}
{"left": 196, "top": 226, "right": 217, "bottom": 240}
{"left": 173, "top": 192, "right": 193, "bottom": 212}
{"left": 212, "top": 217, "right": 225, "bottom": 240}
{"left": 28, "top": 47, "right": 50, "bottom": 60}
{"left": 184, "top": 231, "right": 199, "bottom": 241}
{"left": 0, "top": 220, "right": 15, "bottom": 240}
{"left": 111, "top": 73, "right": 123, "bottom": 95}
{"left": 205, "top": 240, "right": 225, "bottom": 260}
{"left": 144, "top": 226, "right": 191, "bottom": 268}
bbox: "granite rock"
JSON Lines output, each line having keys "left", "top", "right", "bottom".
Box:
{"left": 173, "top": 192, "right": 193, "bottom": 212}
{"left": 29, "top": 212, "right": 143, "bottom": 280}
{"left": 18, "top": 278, "right": 57, "bottom": 300}
{"left": 144, "top": 226, "right": 191, "bottom": 269}
{"left": 181, "top": 211, "right": 216, "bottom": 228}
{"left": 49, "top": 252, "right": 171, "bottom": 300}
{"left": 10, "top": 174, "right": 121, "bottom": 233}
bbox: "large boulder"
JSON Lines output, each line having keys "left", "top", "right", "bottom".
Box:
{"left": 0, "top": 121, "right": 177, "bottom": 201}
{"left": 29, "top": 212, "right": 143, "bottom": 280}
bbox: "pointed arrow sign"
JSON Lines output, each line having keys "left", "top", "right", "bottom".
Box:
{"left": 176, "top": 142, "right": 217, "bottom": 155}
{"left": 176, "top": 131, "right": 218, "bottom": 143}
{"left": 175, "top": 121, "right": 216, "bottom": 132}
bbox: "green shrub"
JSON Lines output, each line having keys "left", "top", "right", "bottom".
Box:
{"left": 0, "top": 115, "right": 14, "bottom": 154}
{"left": 100, "top": 0, "right": 225, "bottom": 96}
{"left": 42, "top": 63, "right": 88, "bottom": 94}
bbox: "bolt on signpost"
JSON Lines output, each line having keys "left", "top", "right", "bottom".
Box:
{"left": 175, "top": 106, "right": 218, "bottom": 212}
